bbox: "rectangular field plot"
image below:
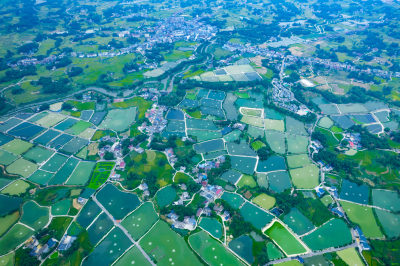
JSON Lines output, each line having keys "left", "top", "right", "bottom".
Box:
{"left": 187, "top": 129, "right": 221, "bottom": 142}
{"left": 319, "top": 104, "right": 340, "bottom": 115}
{"left": 267, "top": 171, "right": 292, "bottom": 193}
{"left": 76, "top": 200, "right": 102, "bottom": 228}
{"left": 265, "top": 131, "right": 286, "bottom": 154}
{"left": 248, "top": 125, "right": 264, "bottom": 138}
{"left": 290, "top": 164, "right": 319, "bottom": 189}
{"left": 0, "top": 149, "right": 18, "bottom": 165}
{"left": 88, "top": 162, "right": 115, "bottom": 189}
{"left": 189, "top": 231, "right": 244, "bottom": 266}
{"left": 33, "top": 129, "right": 60, "bottom": 145}
{"left": 339, "top": 179, "right": 369, "bottom": 205}
{"left": 28, "top": 170, "right": 54, "bottom": 185}
{"left": 375, "top": 209, "right": 400, "bottom": 238}
{"left": 186, "top": 118, "right": 217, "bottom": 130}
{"left": 100, "top": 107, "right": 136, "bottom": 132}
{"left": 227, "top": 142, "right": 256, "bottom": 157}
{"left": 340, "top": 201, "right": 383, "bottom": 238}
{"left": 121, "top": 202, "right": 158, "bottom": 240}
{"left": 83, "top": 227, "right": 132, "bottom": 266}
{"left": 54, "top": 118, "right": 78, "bottom": 131}
{"left": 0, "top": 223, "right": 33, "bottom": 256}
{"left": 66, "top": 121, "right": 92, "bottom": 135}
{"left": 65, "top": 161, "right": 95, "bottom": 185}
{"left": 114, "top": 246, "right": 152, "bottom": 266}
{"left": 166, "top": 120, "right": 185, "bottom": 132}
{"left": 286, "top": 117, "right": 307, "bottom": 136}
{"left": 61, "top": 137, "right": 88, "bottom": 154}
{"left": 231, "top": 156, "right": 257, "bottom": 175}
{"left": 257, "top": 155, "right": 286, "bottom": 173}
{"left": 221, "top": 192, "right": 244, "bottom": 209}
{"left": 41, "top": 153, "right": 68, "bottom": 172}
{"left": 80, "top": 110, "right": 94, "bottom": 121}
{"left": 221, "top": 169, "right": 242, "bottom": 184}
{"left": 51, "top": 199, "right": 71, "bottom": 216}
{"left": 1, "top": 139, "right": 32, "bottom": 155}
{"left": 36, "top": 113, "right": 66, "bottom": 127}
{"left": 7, "top": 122, "right": 44, "bottom": 140}
{"left": 87, "top": 212, "right": 114, "bottom": 246}
{"left": 200, "top": 106, "right": 225, "bottom": 118}
{"left": 264, "top": 119, "right": 284, "bottom": 132}
{"left": 48, "top": 157, "right": 79, "bottom": 185}
{"left": 96, "top": 184, "right": 140, "bottom": 220}
{"left": 6, "top": 158, "right": 37, "bottom": 178}
{"left": 194, "top": 139, "right": 225, "bottom": 154}
{"left": 240, "top": 202, "right": 273, "bottom": 230}
{"left": 282, "top": 208, "right": 315, "bottom": 235}
{"left": 223, "top": 93, "right": 239, "bottom": 121}
{"left": 0, "top": 118, "right": 22, "bottom": 132}
{"left": 372, "top": 189, "right": 400, "bottom": 212}
{"left": 337, "top": 103, "right": 368, "bottom": 114}
{"left": 241, "top": 115, "right": 264, "bottom": 128}
{"left": 0, "top": 133, "right": 13, "bottom": 146}
{"left": 49, "top": 134, "right": 74, "bottom": 149}
{"left": 23, "top": 146, "right": 53, "bottom": 163}
{"left": 78, "top": 127, "right": 96, "bottom": 139}
{"left": 264, "top": 221, "right": 307, "bottom": 256}
{"left": 0, "top": 179, "right": 29, "bottom": 196}
{"left": 301, "top": 219, "right": 352, "bottom": 251}
{"left": 252, "top": 193, "right": 275, "bottom": 210}
{"left": 208, "top": 90, "right": 226, "bottom": 101}
{"left": 166, "top": 109, "right": 184, "bottom": 120}
{"left": 287, "top": 154, "right": 311, "bottom": 169}
{"left": 287, "top": 135, "right": 308, "bottom": 154}
{"left": 140, "top": 221, "right": 201, "bottom": 266}
{"left": 90, "top": 111, "right": 107, "bottom": 126}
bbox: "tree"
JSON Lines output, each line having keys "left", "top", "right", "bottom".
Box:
{"left": 104, "top": 151, "right": 115, "bottom": 160}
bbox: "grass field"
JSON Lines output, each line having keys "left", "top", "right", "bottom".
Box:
{"left": 189, "top": 231, "right": 244, "bottom": 266}
{"left": 65, "top": 161, "right": 96, "bottom": 185}
{"left": 289, "top": 164, "right": 319, "bottom": 189}
{"left": 88, "top": 162, "right": 115, "bottom": 189}
{"left": 0, "top": 252, "right": 14, "bottom": 265}
{"left": 140, "top": 221, "right": 201, "bottom": 266}
{"left": 337, "top": 248, "right": 364, "bottom": 266}
{"left": 121, "top": 202, "right": 158, "bottom": 240}
{"left": 6, "top": 158, "right": 37, "bottom": 178}
{"left": 0, "top": 211, "right": 19, "bottom": 236}
{"left": 0, "top": 180, "right": 29, "bottom": 196}
{"left": 0, "top": 223, "right": 34, "bottom": 256}
{"left": 252, "top": 193, "right": 276, "bottom": 210}
{"left": 340, "top": 201, "right": 383, "bottom": 238}
{"left": 1, "top": 139, "right": 32, "bottom": 155}
{"left": 264, "top": 221, "right": 307, "bottom": 256}
{"left": 20, "top": 201, "right": 50, "bottom": 231}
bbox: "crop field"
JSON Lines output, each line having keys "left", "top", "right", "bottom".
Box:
{"left": 49, "top": 134, "right": 74, "bottom": 149}
{"left": 0, "top": 195, "right": 22, "bottom": 217}
{"left": 266, "top": 242, "right": 283, "bottom": 260}
{"left": 286, "top": 135, "right": 308, "bottom": 154}
{"left": 61, "top": 137, "right": 89, "bottom": 154}
{"left": 223, "top": 130, "right": 241, "bottom": 142}
{"left": 248, "top": 125, "right": 265, "bottom": 138}
{"left": 90, "top": 111, "right": 107, "bottom": 126}
{"left": 282, "top": 208, "right": 315, "bottom": 235}
{"left": 257, "top": 155, "right": 286, "bottom": 173}
{"left": 7, "top": 122, "right": 45, "bottom": 140}
{"left": 0, "top": 119, "right": 23, "bottom": 134}
{"left": 87, "top": 212, "right": 114, "bottom": 245}
{"left": 194, "top": 139, "right": 225, "bottom": 154}
{"left": 231, "top": 156, "right": 257, "bottom": 175}
{"left": 1, "top": 139, "right": 32, "bottom": 155}
{"left": 65, "top": 161, "right": 95, "bottom": 185}
{"left": 289, "top": 164, "right": 319, "bottom": 189}
{"left": 286, "top": 117, "right": 307, "bottom": 136}
{"left": 0, "top": 149, "right": 17, "bottom": 165}
{"left": 0, "top": 134, "right": 12, "bottom": 146}
{"left": 337, "top": 103, "right": 367, "bottom": 114}
{"left": 318, "top": 117, "right": 334, "bottom": 128}
{"left": 339, "top": 179, "right": 369, "bottom": 205}
{"left": 54, "top": 118, "right": 78, "bottom": 131}
{"left": 199, "top": 217, "right": 223, "bottom": 239}
{"left": 7, "top": 158, "right": 37, "bottom": 178}
{"left": 252, "top": 193, "right": 275, "bottom": 210}
{"left": 88, "top": 162, "right": 115, "bottom": 189}
{"left": 100, "top": 107, "right": 137, "bottom": 132}
{"left": 337, "top": 248, "right": 364, "bottom": 266}
{"left": 237, "top": 174, "right": 257, "bottom": 188}
{"left": 319, "top": 104, "right": 340, "bottom": 115}
{"left": 96, "top": 184, "right": 140, "bottom": 220}
{"left": 0, "top": 211, "right": 19, "bottom": 236}
{"left": 340, "top": 201, "right": 383, "bottom": 238}
{"left": 241, "top": 115, "right": 264, "bottom": 128}
{"left": 156, "top": 186, "right": 176, "bottom": 208}
{"left": 264, "top": 119, "right": 285, "bottom": 131}
{"left": 83, "top": 227, "right": 132, "bottom": 266}
{"left": 114, "top": 246, "right": 151, "bottom": 266}
{"left": 189, "top": 231, "right": 243, "bottom": 266}
{"left": 375, "top": 209, "right": 400, "bottom": 238}
{"left": 223, "top": 93, "right": 239, "bottom": 120}
{"left": 0, "top": 223, "right": 33, "bottom": 256}
{"left": 264, "top": 221, "right": 307, "bottom": 256}
{"left": 33, "top": 129, "right": 60, "bottom": 145}
{"left": 240, "top": 202, "right": 273, "bottom": 230}
{"left": 27, "top": 170, "right": 53, "bottom": 185}
{"left": 240, "top": 107, "right": 262, "bottom": 117}
{"left": 287, "top": 154, "right": 310, "bottom": 169}
{"left": 0, "top": 251, "right": 14, "bottom": 265}
{"left": 76, "top": 200, "right": 102, "bottom": 228}
{"left": 221, "top": 192, "right": 244, "bottom": 209}
{"left": 140, "top": 221, "right": 201, "bottom": 266}
{"left": 51, "top": 199, "right": 71, "bottom": 216}
{"left": 228, "top": 235, "right": 254, "bottom": 264}
{"left": 226, "top": 142, "right": 256, "bottom": 157}
{"left": 66, "top": 121, "right": 92, "bottom": 135}
{"left": 23, "top": 146, "right": 53, "bottom": 163}
{"left": 251, "top": 140, "right": 265, "bottom": 151}
{"left": 187, "top": 129, "right": 221, "bottom": 142}
{"left": 265, "top": 131, "right": 286, "bottom": 154}
{"left": 48, "top": 157, "right": 79, "bottom": 185}
{"left": 20, "top": 201, "right": 49, "bottom": 230}
{"left": 268, "top": 171, "right": 292, "bottom": 193}
{"left": 41, "top": 153, "right": 69, "bottom": 172}
{"left": 187, "top": 118, "right": 217, "bottom": 130}
{"left": 301, "top": 219, "right": 352, "bottom": 251}
{"left": 36, "top": 113, "right": 66, "bottom": 127}
{"left": 0, "top": 180, "right": 29, "bottom": 196}
{"left": 166, "top": 109, "right": 184, "bottom": 120}
{"left": 372, "top": 189, "right": 400, "bottom": 212}
{"left": 121, "top": 202, "right": 158, "bottom": 240}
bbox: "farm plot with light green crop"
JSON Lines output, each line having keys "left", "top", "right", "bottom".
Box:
{"left": 264, "top": 119, "right": 284, "bottom": 131}
{"left": 0, "top": 149, "right": 17, "bottom": 166}
{"left": 265, "top": 131, "right": 286, "bottom": 154}
{"left": 252, "top": 193, "right": 275, "bottom": 210}
{"left": 87, "top": 162, "right": 115, "bottom": 189}
{"left": 189, "top": 231, "right": 244, "bottom": 266}
{"left": 337, "top": 248, "right": 364, "bottom": 266}
{"left": 318, "top": 117, "right": 334, "bottom": 128}
{"left": 36, "top": 113, "right": 66, "bottom": 127}
{"left": 23, "top": 146, "right": 53, "bottom": 163}
{"left": 66, "top": 121, "right": 92, "bottom": 135}
{"left": 264, "top": 221, "right": 307, "bottom": 256}
{"left": 1, "top": 139, "right": 32, "bottom": 155}
{"left": 0, "top": 180, "right": 29, "bottom": 196}
{"left": 237, "top": 175, "right": 257, "bottom": 188}
{"left": 286, "top": 135, "right": 308, "bottom": 154}
{"left": 100, "top": 107, "right": 137, "bottom": 132}
{"left": 121, "top": 202, "right": 158, "bottom": 240}
{"left": 287, "top": 154, "right": 310, "bottom": 169}
{"left": 290, "top": 164, "right": 319, "bottom": 189}
{"left": 0, "top": 224, "right": 34, "bottom": 255}
{"left": 114, "top": 246, "right": 151, "bottom": 266}
{"left": 241, "top": 115, "right": 264, "bottom": 128}
{"left": 6, "top": 158, "right": 37, "bottom": 178}
{"left": 65, "top": 161, "right": 95, "bottom": 185}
